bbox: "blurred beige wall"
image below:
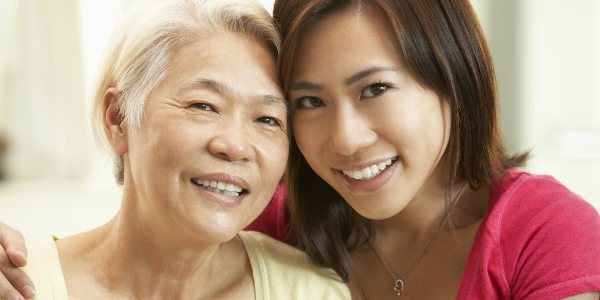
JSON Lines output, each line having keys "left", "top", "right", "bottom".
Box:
{"left": 0, "top": 0, "right": 598, "bottom": 241}
{"left": 518, "top": 0, "right": 600, "bottom": 203}
{"left": 0, "top": 0, "right": 89, "bottom": 181}
{"left": 0, "top": 0, "right": 130, "bottom": 240}
{"left": 483, "top": 0, "right": 600, "bottom": 203}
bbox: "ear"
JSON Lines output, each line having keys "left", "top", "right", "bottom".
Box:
{"left": 103, "top": 88, "right": 128, "bottom": 155}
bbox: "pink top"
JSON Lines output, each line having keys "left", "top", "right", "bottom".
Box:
{"left": 457, "top": 171, "right": 600, "bottom": 299}
{"left": 244, "top": 182, "right": 296, "bottom": 244}
{"left": 245, "top": 171, "right": 600, "bottom": 298}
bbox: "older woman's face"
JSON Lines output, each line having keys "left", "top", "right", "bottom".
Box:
{"left": 122, "top": 33, "right": 288, "bottom": 242}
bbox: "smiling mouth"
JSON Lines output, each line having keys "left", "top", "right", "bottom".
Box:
{"left": 191, "top": 179, "right": 246, "bottom": 196}
{"left": 341, "top": 157, "right": 398, "bottom": 181}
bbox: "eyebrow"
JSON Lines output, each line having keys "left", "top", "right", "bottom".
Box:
{"left": 289, "top": 66, "right": 399, "bottom": 91}
{"left": 177, "top": 78, "right": 230, "bottom": 95}
{"left": 178, "top": 78, "right": 289, "bottom": 112}
{"left": 259, "top": 94, "right": 290, "bottom": 114}
{"left": 344, "top": 66, "right": 398, "bottom": 85}
{"left": 288, "top": 81, "right": 323, "bottom": 91}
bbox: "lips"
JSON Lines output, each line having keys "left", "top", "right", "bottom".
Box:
{"left": 340, "top": 157, "right": 398, "bottom": 181}
{"left": 191, "top": 178, "right": 246, "bottom": 197}
{"left": 337, "top": 157, "right": 399, "bottom": 193}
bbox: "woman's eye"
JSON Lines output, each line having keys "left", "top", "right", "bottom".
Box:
{"left": 190, "top": 103, "right": 214, "bottom": 111}
{"left": 256, "top": 117, "right": 281, "bottom": 126}
{"left": 361, "top": 83, "right": 389, "bottom": 98}
{"left": 297, "top": 97, "right": 324, "bottom": 108}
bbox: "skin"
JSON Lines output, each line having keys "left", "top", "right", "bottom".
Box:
{"left": 0, "top": 223, "right": 32, "bottom": 300}
{"left": 0, "top": 31, "right": 289, "bottom": 300}
{"left": 288, "top": 6, "right": 597, "bottom": 300}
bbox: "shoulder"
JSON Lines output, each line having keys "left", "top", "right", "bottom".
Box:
{"left": 239, "top": 231, "right": 350, "bottom": 300}
{"left": 21, "top": 237, "right": 69, "bottom": 300}
{"left": 488, "top": 171, "right": 600, "bottom": 256}
{"left": 494, "top": 170, "right": 585, "bottom": 204}
{"left": 489, "top": 170, "right": 599, "bottom": 236}
{"left": 482, "top": 171, "right": 600, "bottom": 299}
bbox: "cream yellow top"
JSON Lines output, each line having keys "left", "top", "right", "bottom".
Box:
{"left": 238, "top": 231, "right": 350, "bottom": 299}
{"left": 22, "top": 232, "right": 350, "bottom": 300}
{"left": 21, "top": 237, "right": 68, "bottom": 300}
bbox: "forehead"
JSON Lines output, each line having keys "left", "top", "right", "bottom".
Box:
{"left": 292, "top": 6, "right": 402, "bottom": 77}
{"left": 164, "top": 32, "right": 283, "bottom": 100}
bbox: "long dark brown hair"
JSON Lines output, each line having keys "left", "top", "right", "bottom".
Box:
{"left": 274, "top": 0, "right": 528, "bottom": 289}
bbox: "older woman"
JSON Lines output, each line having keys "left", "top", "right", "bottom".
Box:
{"left": 0, "top": 0, "right": 351, "bottom": 299}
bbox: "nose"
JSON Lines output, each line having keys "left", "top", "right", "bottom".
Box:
{"left": 328, "top": 107, "right": 376, "bottom": 156}
{"left": 207, "top": 121, "right": 256, "bottom": 162}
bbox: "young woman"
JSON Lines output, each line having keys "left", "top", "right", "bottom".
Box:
{"left": 1, "top": 0, "right": 600, "bottom": 299}
{"left": 0, "top": 0, "right": 351, "bottom": 299}
{"left": 274, "top": 0, "right": 600, "bottom": 299}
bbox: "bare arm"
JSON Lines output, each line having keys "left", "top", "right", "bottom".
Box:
{"left": 561, "top": 292, "right": 600, "bottom": 300}
{"left": 0, "top": 222, "right": 35, "bottom": 299}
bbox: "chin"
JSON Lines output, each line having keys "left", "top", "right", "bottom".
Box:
{"left": 358, "top": 210, "right": 399, "bottom": 221}
{"left": 177, "top": 213, "right": 247, "bottom": 244}
{"left": 347, "top": 193, "right": 411, "bottom": 220}
{"left": 348, "top": 202, "right": 399, "bottom": 221}
{"left": 193, "top": 226, "right": 241, "bottom": 244}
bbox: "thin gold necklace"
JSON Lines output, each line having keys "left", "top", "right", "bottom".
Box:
{"left": 365, "top": 183, "right": 467, "bottom": 296}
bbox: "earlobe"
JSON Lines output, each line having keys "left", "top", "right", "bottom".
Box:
{"left": 103, "top": 88, "right": 128, "bottom": 155}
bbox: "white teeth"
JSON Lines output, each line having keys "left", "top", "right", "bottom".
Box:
{"left": 342, "top": 157, "right": 397, "bottom": 181}
{"left": 361, "top": 167, "right": 372, "bottom": 179}
{"left": 193, "top": 179, "right": 243, "bottom": 196}
{"left": 370, "top": 165, "right": 378, "bottom": 174}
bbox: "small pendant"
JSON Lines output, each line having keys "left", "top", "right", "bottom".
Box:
{"left": 394, "top": 279, "right": 404, "bottom": 296}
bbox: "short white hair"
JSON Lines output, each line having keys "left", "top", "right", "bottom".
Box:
{"left": 91, "top": 0, "right": 280, "bottom": 185}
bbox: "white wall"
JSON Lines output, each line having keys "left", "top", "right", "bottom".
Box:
{"left": 0, "top": 0, "right": 127, "bottom": 241}
{"left": 518, "top": 0, "right": 600, "bottom": 204}
{"left": 258, "top": 0, "right": 275, "bottom": 14}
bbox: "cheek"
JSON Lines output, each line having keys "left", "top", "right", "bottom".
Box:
{"left": 375, "top": 94, "right": 450, "bottom": 157}
{"left": 421, "top": 97, "right": 452, "bottom": 154}
{"left": 257, "top": 136, "right": 289, "bottom": 181}
{"left": 252, "top": 138, "right": 289, "bottom": 213}
{"left": 135, "top": 119, "right": 202, "bottom": 182}
{"left": 291, "top": 115, "right": 323, "bottom": 162}
{"left": 152, "top": 122, "right": 196, "bottom": 161}
{"left": 266, "top": 140, "right": 289, "bottom": 176}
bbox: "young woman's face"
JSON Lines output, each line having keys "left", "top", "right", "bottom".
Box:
{"left": 122, "top": 33, "right": 288, "bottom": 242}
{"left": 289, "top": 6, "right": 452, "bottom": 220}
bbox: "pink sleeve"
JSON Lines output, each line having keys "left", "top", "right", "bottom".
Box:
{"left": 243, "top": 182, "right": 296, "bottom": 245}
{"left": 502, "top": 178, "right": 600, "bottom": 299}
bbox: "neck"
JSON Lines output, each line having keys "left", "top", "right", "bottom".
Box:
{"left": 56, "top": 185, "right": 251, "bottom": 300}
{"left": 376, "top": 168, "right": 461, "bottom": 241}
{"left": 371, "top": 170, "right": 488, "bottom": 253}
